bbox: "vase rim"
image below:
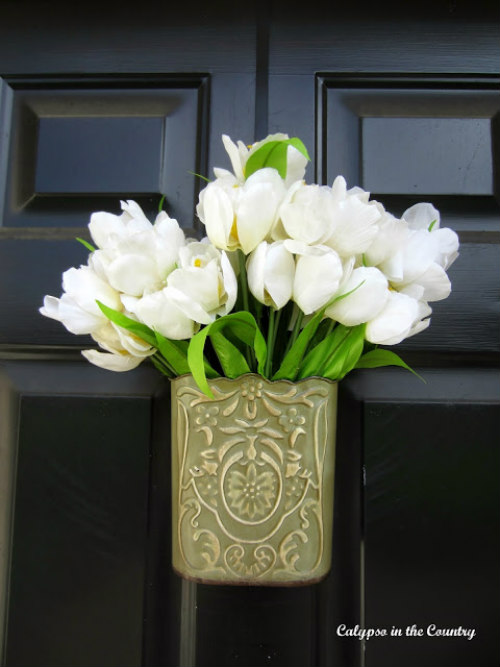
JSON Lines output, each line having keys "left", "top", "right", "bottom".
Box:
{"left": 170, "top": 372, "right": 338, "bottom": 387}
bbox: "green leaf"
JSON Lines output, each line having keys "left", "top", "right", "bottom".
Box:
{"left": 355, "top": 348, "right": 425, "bottom": 382}
{"left": 322, "top": 324, "right": 366, "bottom": 380}
{"left": 210, "top": 331, "right": 250, "bottom": 378}
{"left": 76, "top": 237, "right": 96, "bottom": 252}
{"left": 297, "top": 324, "right": 365, "bottom": 381}
{"left": 96, "top": 301, "right": 157, "bottom": 347}
{"left": 297, "top": 324, "right": 348, "bottom": 379}
{"left": 187, "top": 312, "right": 267, "bottom": 397}
{"left": 188, "top": 170, "right": 211, "bottom": 183}
{"left": 245, "top": 137, "right": 310, "bottom": 180}
{"left": 158, "top": 195, "right": 166, "bottom": 212}
{"left": 428, "top": 219, "right": 438, "bottom": 232}
{"left": 307, "top": 318, "right": 333, "bottom": 353}
{"left": 286, "top": 137, "right": 310, "bottom": 161}
{"left": 150, "top": 354, "right": 174, "bottom": 377}
{"left": 272, "top": 308, "right": 325, "bottom": 381}
{"left": 154, "top": 332, "right": 191, "bottom": 376}
{"left": 221, "top": 314, "right": 268, "bottom": 376}
{"left": 245, "top": 141, "right": 287, "bottom": 179}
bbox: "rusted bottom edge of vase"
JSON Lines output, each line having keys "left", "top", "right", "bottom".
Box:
{"left": 173, "top": 566, "right": 330, "bottom": 587}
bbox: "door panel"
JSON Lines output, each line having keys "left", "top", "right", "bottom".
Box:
{"left": 0, "top": 76, "right": 209, "bottom": 347}
{"left": 317, "top": 75, "right": 500, "bottom": 356}
{"left": 1, "top": 362, "right": 161, "bottom": 667}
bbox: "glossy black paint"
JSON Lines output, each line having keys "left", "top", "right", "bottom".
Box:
{"left": 0, "top": 2, "right": 499, "bottom": 666}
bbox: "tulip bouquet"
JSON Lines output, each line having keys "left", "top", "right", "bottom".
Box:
{"left": 40, "top": 133, "right": 459, "bottom": 396}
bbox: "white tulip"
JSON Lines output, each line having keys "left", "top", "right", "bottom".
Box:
{"left": 412, "top": 263, "right": 451, "bottom": 302}
{"left": 372, "top": 202, "right": 459, "bottom": 304}
{"left": 291, "top": 244, "right": 344, "bottom": 315}
{"left": 40, "top": 265, "right": 122, "bottom": 335}
{"left": 247, "top": 241, "right": 295, "bottom": 309}
{"left": 165, "top": 241, "right": 237, "bottom": 324}
{"left": 402, "top": 202, "right": 459, "bottom": 269}
{"left": 81, "top": 350, "right": 146, "bottom": 372}
{"left": 197, "top": 168, "right": 287, "bottom": 254}
{"left": 381, "top": 229, "right": 438, "bottom": 285}
{"left": 364, "top": 212, "right": 409, "bottom": 267}
{"left": 279, "top": 183, "right": 337, "bottom": 245}
{"left": 325, "top": 266, "right": 389, "bottom": 326}
{"left": 196, "top": 177, "right": 235, "bottom": 250}
{"left": 89, "top": 201, "right": 185, "bottom": 297}
{"left": 221, "top": 134, "right": 249, "bottom": 182}
{"left": 221, "top": 132, "right": 308, "bottom": 187}
{"left": 365, "top": 292, "right": 422, "bottom": 345}
{"left": 325, "top": 194, "right": 381, "bottom": 257}
{"left": 121, "top": 292, "right": 197, "bottom": 340}
{"left": 402, "top": 202, "right": 440, "bottom": 230}
{"left": 91, "top": 321, "right": 152, "bottom": 357}
{"left": 82, "top": 320, "right": 154, "bottom": 372}
{"left": 89, "top": 199, "right": 154, "bottom": 249}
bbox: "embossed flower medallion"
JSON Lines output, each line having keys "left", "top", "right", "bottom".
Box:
{"left": 226, "top": 462, "right": 277, "bottom": 521}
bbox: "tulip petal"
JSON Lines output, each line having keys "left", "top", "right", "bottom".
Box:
{"left": 165, "top": 285, "right": 215, "bottom": 325}
{"left": 280, "top": 184, "right": 335, "bottom": 245}
{"left": 106, "top": 253, "right": 160, "bottom": 296}
{"left": 326, "top": 267, "right": 388, "bottom": 326}
{"left": 327, "top": 197, "right": 381, "bottom": 256}
{"left": 247, "top": 242, "right": 267, "bottom": 303}
{"left": 403, "top": 202, "right": 440, "bottom": 230}
{"left": 237, "top": 169, "right": 286, "bottom": 254}
{"left": 82, "top": 349, "right": 144, "bottom": 372}
{"left": 200, "top": 184, "right": 235, "bottom": 251}
{"left": 120, "top": 200, "right": 154, "bottom": 230}
{"left": 414, "top": 262, "right": 452, "bottom": 302}
{"left": 40, "top": 294, "right": 102, "bottom": 335}
{"left": 167, "top": 262, "right": 221, "bottom": 322}
{"left": 128, "top": 290, "right": 197, "bottom": 340}
{"left": 365, "top": 292, "right": 419, "bottom": 345}
{"left": 433, "top": 227, "right": 460, "bottom": 269}
{"left": 222, "top": 134, "right": 246, "bottom": 181}
{"left": 220, "top": 251, "right": 238, "bottom": 314}
{"left": 284, "top": 144, "right": 308, "bottom": 187}
{"left": 88, "top": 211, "right": 123, "bottom": 249}
{"left": 56, "top": 294, "right": 105, "bottom": 334}
{"left": 331, "top": 175, "right": 347, "bottom": 200}
{"left": 62, "top": 266, "right": 122, "bottom": 314}
{"left": 265, "top": 242, "right": 295, "bottom": 309}
{"left": 294, "top": 250, "right": 343, "bottom": 314}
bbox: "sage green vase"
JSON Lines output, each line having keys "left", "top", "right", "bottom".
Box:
{"left": 171, "top": 373, "right": 338, "bottom": 586}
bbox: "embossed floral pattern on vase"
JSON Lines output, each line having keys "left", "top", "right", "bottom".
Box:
{"left": 226, "top": 462, "right": 277, "bottom": 520}
{"left": 171, "top": 373, "right": 338, "bottom": 585}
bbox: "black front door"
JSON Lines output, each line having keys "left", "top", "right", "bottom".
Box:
{"left": 1, "top": 3, "right": 499, "bottom": 666}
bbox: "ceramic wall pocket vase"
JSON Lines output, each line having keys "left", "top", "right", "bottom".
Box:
{"left": 171, "top": 373, "right": 337, "bottom": 586}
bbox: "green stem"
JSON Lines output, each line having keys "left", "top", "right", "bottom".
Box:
{"left": 156, "top": 351, "right": 178, "bottom": 376}
{"left": 325, "top": 319, "right": 335, "bottom": 336}
{"left": 237, "top": 249, "right": 256, "bottom": 371}
{"left": 151, "top": 353, "right": 173, "bottom": 377}
{"left": 273, "top": 308, "right": 282, "bottom": 344}
{"left": 238, "top": 249, "right": 250, "bottom": 314}
{"left": 283, "top": 308, "right": 304, "bottom": 360}
{"left": 267, "top": 308, "right": 281, "bottom": 378}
